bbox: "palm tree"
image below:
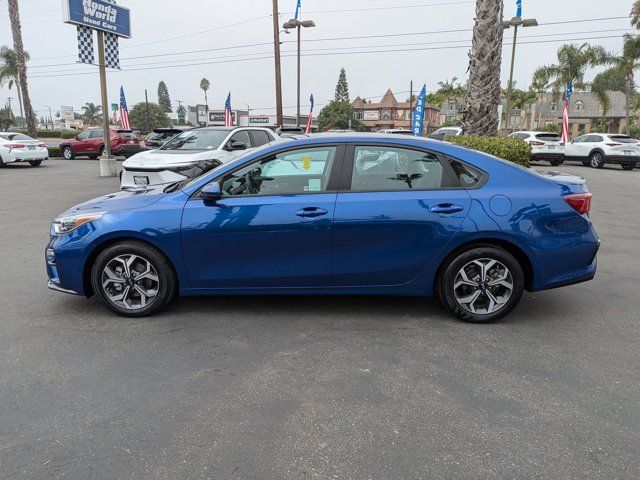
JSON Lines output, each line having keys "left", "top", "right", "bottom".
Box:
{"left": 530, "top": 71, "right": 551, "bottom": 129}
{"left": 0, "top": 46, "right": 28, "bottom": 125}
{"left": 462, "top": 0, "right": 505, "bottom": 135}
{"left": 200, "top": 78, "right": 210, "bottom": 111}
{"left": 631, "top": 1, "right": 640, "bottom": 29}
{"left": 7, "top": 0, "right": 36, "bottom": 136}
{"left": 607, "top": 35, "right": 640, "bottom": 134}
{"left": 81, "top": 102, "right": 102, "bottom": 126}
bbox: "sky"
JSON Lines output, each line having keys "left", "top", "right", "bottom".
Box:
{"left": 0, "top": 0, "right": 635, "bottom": 119}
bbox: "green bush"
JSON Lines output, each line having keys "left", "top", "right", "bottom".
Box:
{"left": 16, "top": 130, "right": 78, "bottom": 139}
{"left": 446, "top": 135, "right": 531, "bottom": 168}
{"left": 47, "top": 147, "right": 62, "bottom": 158}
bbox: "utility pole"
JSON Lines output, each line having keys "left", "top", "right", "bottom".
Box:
{"left": 145, "top": 89, "right": 151, "bottom": 132}
{"left": 409, "top": 80, "right": 414, "bottom": 124}
{"left": 272, "top": 0, "right": 283, "bottom": 128}
{"left": 96, "top": 30, "right": 117, "bottom": 176}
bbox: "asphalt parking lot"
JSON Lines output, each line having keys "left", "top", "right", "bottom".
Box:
{"left": 1, "top": 159, "right": 639, "bottom": 479}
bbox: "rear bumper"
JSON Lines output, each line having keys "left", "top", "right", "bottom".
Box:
{"left": 4, "top": 151, "right": 49, "bottom": 163}
{"left": 532, "top": 152, "right": 564, "bottom": 161}
{"left": 604, "top": 155, "right": 640, "bottom": 164}
{"left": 113, "top": 145, "right": 142, "bottom": 156}
{"left": 120, "top": 168, "right": 187, "bottom": 188}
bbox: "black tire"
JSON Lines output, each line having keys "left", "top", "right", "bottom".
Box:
{"left": 437, "top": 246, "right": 525, "bottom": 323}
{"left": 621, "top": 163, "right": 636, "bottom": 171}
{"left": 88, "top": 154, "right": 98, "bottom": 160}
{"left": 62, "top": 146, "right": 74, "bottom": 160}
{"left": 549, "top": 159, "right": 564, "bottom": 166}
{"left": 589, "top": 151, "right": 605, "bottom": 169}
{"left": 0, "top": 156, "right": 4, "bottom": 167}
{"left": 91, "top": 240, "right": 177, "bottom": 317}
{"left": 581, "top": 160, "right": 590, "bottom": 166}
{"left": 29, "top": 160, "right": 42, "bottom": 167}
{"left": 99, "top": 146, "right": 105, "bottom": 157}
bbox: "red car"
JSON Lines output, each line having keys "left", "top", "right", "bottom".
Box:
{"left": 59, "top": 129, "right": 142, "bottom": 159}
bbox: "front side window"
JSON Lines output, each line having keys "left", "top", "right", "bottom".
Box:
{"left": 220, "top": 146, "right": 337, "bottom": 196}
{"left": 161, "top": 129, "right": 229, "bottom": 151}
{"left": 77, "top": 131, "right": 91, "bottom": 140}
{"left": 350, "top": 146, "right": 446, "bottom": 191}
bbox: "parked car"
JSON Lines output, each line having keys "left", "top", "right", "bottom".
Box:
{"left": 509, "top": 131, "right": 565, "bottom": 166}
{"left": 377, "top": 129, "right": 414, "bottom": 135}
{"left": 143, "top": 126, "right": 191, "bottom": 149}
{"left": 47, "top": 133, "right": 599, "bottom": 323}
{"left": 564, "top": 133, "right": 640, "bottom": 170}
{"left": 120, "top": 126, "right": 278, "bottom": 188}
{"left": 429, "top": 126, "right": 462, "bottom": 140}
{"left": 59, "top": 129, "right": 142, "bottom": 160}
{"left": 0, "top": 132, "right": 48, "bottom": 167}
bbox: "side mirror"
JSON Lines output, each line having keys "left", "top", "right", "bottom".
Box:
{"left": 74, "top": 136, "right": 79, "bottom": 140}
{"left": 226, "top": 140, "right": 247, "bottom": 151}
{"left": 200, "top": 182, "right": 222, "bottom": 204}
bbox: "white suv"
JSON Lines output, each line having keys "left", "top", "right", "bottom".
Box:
{"left": 120, "top": 126, "right": 278, "bottom": 188}
{"left": 564, "top": 133, "right": 640, "bottom": 170}
{"left": 509, "top": 131, "right": 565, "bottom": 166}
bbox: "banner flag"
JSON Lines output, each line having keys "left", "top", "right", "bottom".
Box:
{"left": 76, "top": 25, "right": 94, "bottom": 64}
{"left": 294, "top": 0, "right": 302, "bottom": 20}
{"left": 516, "top": 0, "right": 522, "bottom": 17}
{"left": 305, "top": 94, "right": 314, "bottom": 134}
{"left": 411, "top": 84, "right": 427, "bottom": 137}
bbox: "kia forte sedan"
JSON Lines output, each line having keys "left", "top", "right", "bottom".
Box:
{"left": 46, "top": 134, "right": 599, "bottom": 323}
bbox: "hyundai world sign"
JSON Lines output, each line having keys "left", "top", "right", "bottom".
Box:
{"left": 63, "top": 0, "right": 131, "bottom": 38}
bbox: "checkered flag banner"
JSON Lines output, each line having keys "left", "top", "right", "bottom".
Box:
{"left": 76, "top": 25, "right": 94, "bottom": 65}
{"left": 101, "top": 0, "right": 120, "bottom": 69}
{"left": 104, "top": 33, "right": 120, "bottom": 69}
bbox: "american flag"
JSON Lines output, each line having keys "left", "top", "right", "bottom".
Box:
{"left": 305, "top": 94, "right": 314, "bottom": 134}
{"left": 561, "top": 81, "right": 573, "bottom": 144}
{"left": 224, "top": 93, "right": 233, "bottom": 127}
{"left": 119, "top": 86, "right": 130, "bottom": 130}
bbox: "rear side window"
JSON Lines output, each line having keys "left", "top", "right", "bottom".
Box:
{"left": 250, "top": 130, "right": 272, "bottom": 147}
{"left": 229, "top": 130, "right": 252, "bottom": 148}
{"left": 586, "top": 135, "right": 603, "bottom": 143}
{"left": 350, "top": 146, "right": 447, "bottom": 191}
{"left": 89, "top": 130, "right": 103, "bottom": 138}
{"left": 609, "top": 135, "right": 636, "bottom": 144}
{"left": 446, "top": 158, "right": 487, "bottom": 189}
{"left": 535, "top": 133, "right": 561, "bottom": 142}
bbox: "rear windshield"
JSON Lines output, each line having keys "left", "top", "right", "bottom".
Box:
{"left": 0, "top": 133, "right": 33, "bottom": 141}
{"left": 535, "top": 133, "right": 562, "bottom": 142}
{"left": 117, "top": 130, "right": 137, "bottom": 139}
{"left": 609, "top": 135, "right": 636, "bottom": 143}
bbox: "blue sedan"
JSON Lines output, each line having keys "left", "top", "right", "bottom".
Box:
{"left": 46, "top": 134, "right": 599, "bottom": 323}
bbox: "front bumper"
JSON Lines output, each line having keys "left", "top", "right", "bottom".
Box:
{"left": 47, "top": 280, "right": 79, "bottom": 295}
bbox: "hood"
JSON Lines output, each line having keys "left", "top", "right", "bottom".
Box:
{"left": 63, "top": 186, "right": 166, "bottom": 215}
{"left": 122, "top": 149, "right": 238, "bottom": 169}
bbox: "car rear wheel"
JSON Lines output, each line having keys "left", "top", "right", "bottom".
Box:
{"left": 62, "top": 146, "right": 74, "bottom": 159}
{"left": 549, "top": 159, "right": 564, "bottom": 166}
{"left": 29, "top": 160, "right": 42, "bottom": 167}
{"left": 437, "top": 246, "right": 525, "bottom": 323}
{"left": 91, "top": 241, "right": 176, "bottom": 317}
{"left": 621, "top": 163, "right": 636, "bottom": 170}
{"left": 589, "top": 152, "right": 605, "bottom": 168}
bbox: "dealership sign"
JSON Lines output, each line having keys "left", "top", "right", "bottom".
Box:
{"left": 63, "top": 0, "right": 131, "bottom": 38}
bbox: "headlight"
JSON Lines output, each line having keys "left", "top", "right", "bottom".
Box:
{"left": 53, "top": 212, "right": 105, "bottom": 234}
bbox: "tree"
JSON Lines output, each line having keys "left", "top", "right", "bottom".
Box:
{"left": 0, "top": 105, "right": 13, "bottom": 130}
{"left": 200, "top": 78, "right": 210, "bottom": 110}
{"left": 632, "top": 1, "right": 640, "bottom": 29}
{"left": 317, "top": 100, "right": 365, "bottom": 131}
{"left": 128, "top": 102, "right": 171, "bottom": 130}
{"left": 591, "top": 67, "right": 628, "bottom": 94}
{"left": 81, "top": 103, "right": 102, "bottom": 126}
{"left": 7, "top": 0, "right": 36, "bottom": 137}
{"left": 0, "top": 46, "right": 29, "bottom": 127}
{"left": 606, "top": 35, "right": 640, "bottom": 134}
{"left": 462, "top": 0, "right": 505, "bottom": 135}
{"left": 157, "top": 81, "right": 172, "bottom": 113}
{"left": 335, "top": 68, "right": 350, "bottom": 102}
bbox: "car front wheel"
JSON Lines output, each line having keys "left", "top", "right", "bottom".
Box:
{"left": 62, "top": 147, "right": 74, "bottom": 159}
{"left": 91, "top": 241, "right": 176, "bottom": 317}
{"left": 589, "top": 152, "right": 605, "bottom": 168}
{"left": 437, "top": 246, "right": 525, "bottom": 323}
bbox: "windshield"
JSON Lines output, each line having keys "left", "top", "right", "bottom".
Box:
{"left": 609, "top": 135, "right": 637, "bottom": 144}
{"left": 536, "top": 133, "right": 562, "bottom": 142}
{"left": 160, "top": 129, "right": 229, "bottom": 151}
{"left": 0, "top": 133, "right": 33, "bottom": 141}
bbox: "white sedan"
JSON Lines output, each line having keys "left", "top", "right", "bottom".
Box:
{"left": 120, "top": 126, "right": 278, "bottom": 188}
{"left": 564, "top": 133, "right": 640, "bottom": 170}
{"left": 0, "top": 132, "right": 48, "bottom": 167}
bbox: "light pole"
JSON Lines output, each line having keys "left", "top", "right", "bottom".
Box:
{"left": 283, "top": 18, "right": 315, "bottom": 127}
{"left": 502, "top": 16, "right": 538, "bottom": 134}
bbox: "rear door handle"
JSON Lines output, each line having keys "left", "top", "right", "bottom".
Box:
{"left": 296, "top": 207, "right": 328, "bottom": 218}
{"left": 430, "top": 203, "right": 464, "bottom": 214}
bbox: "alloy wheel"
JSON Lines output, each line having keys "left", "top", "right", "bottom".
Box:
{"left": 453, "top": 258, "right": 514, "bottom": 315}
{"left": 101, "top": 254, "right": 160, "bottom": 310}
{"left": 63, "top": 148, "right": 73, "bottom": 159}
{"left": 590, "top": 153, "right": 603, "bottom": 168}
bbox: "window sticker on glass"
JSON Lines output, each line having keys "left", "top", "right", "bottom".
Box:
{"left": 302, "top": 155, "right": 312, "bottom": 170}
{"left": 308, "top": 179, "right": 321, "bottom": 191}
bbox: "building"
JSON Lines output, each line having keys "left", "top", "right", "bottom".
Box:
{"left": 207, "top": 110, "right": 317, "bottom": 130}
{"left": 501, "top": 90, "right": 629, "bottom": 136}
{"left": 352, "top": 89, "right": 441, "bottom": 133}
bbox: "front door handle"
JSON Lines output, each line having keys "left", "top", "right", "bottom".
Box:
{"left": 430, "top": 203, "right": 464, "bottom": 215}
{"left": 296, "top": 207, "right": 328, "bottom": 218}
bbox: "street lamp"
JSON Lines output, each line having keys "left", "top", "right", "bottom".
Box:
{"left": 283, "top": 18, "right": 315, "bottom": 127}
{"left": 503, "top": 16, "right": 538, "bottom": 134}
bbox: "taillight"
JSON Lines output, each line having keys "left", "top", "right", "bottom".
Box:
{"left": 564, "top": 193, "right": 592, "bottom": 215}
{"left": 605, "top": 143, "right": 622, "bottom": 147}
{"left": 5, "top": 143, "right": 25, "bottom": 148}
{"left": 530, "top": 141, "right": 545, "bottom": 146}
{"left": 38, "top": 143, "right": 46, "bottom": 148}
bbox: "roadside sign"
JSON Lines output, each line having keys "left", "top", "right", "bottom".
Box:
{"left": 196, "top": 104, "right": 208, "bottom": 125}
{"left": 62, "top": 0, "right": 132, "bottom": 38}
{"left": 60, "top": 106, "right": 74, "bottom": 121}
